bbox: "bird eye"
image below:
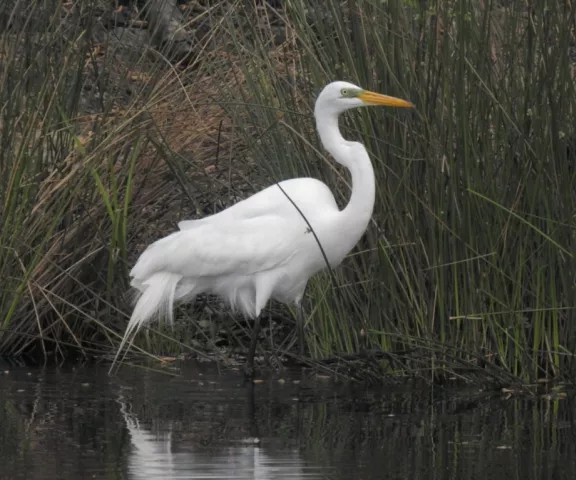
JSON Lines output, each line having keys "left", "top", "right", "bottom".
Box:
{"left": 340, "top": 88, "right": 349, "bottom": 97}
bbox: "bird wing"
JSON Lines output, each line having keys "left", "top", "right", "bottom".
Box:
{"left": 130, "top": 213, "right": 309, "bottom": 281}
{"left": 177, "top": 178, "right": 336, "bottom": 232}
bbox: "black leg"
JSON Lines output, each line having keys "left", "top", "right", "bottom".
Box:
{"left": 244, "top": 379, "right": 259, "bottom": 440}
{"left": 244, "top": 315, "right": 262, "bottom": 379}
{"left": 296, "top": 302, "right": 305, "bottom": 356}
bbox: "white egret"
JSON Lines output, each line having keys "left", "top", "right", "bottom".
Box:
{"left": 110, "top": 81, "right": 413, "bottom": 377}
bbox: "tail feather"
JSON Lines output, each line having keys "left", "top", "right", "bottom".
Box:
{"left": 109, "top": 272, "right": 182, "bottom": 374}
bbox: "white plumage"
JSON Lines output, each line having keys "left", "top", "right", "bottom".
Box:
{"left": 110, "top": 81, "right": 413, "bottom": 375}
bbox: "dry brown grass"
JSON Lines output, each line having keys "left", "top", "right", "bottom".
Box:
{"left": 0, "top": 1, "right": 269, "bottom": 358}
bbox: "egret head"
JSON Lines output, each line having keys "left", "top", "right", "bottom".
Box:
{"left": 314, "top": 81, "right": 414, "bottom": 117}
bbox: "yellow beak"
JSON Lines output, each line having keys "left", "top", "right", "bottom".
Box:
{"left": 358, "top": 90, "right": 414, "bottom": 108}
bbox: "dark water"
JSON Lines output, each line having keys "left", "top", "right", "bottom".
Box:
{"left": 0, "top": 363, "right": 575, "bottom": 480}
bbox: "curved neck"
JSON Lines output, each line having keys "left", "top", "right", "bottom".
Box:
{"left": 316, "top": 111, "right": 376, "bottom": 239}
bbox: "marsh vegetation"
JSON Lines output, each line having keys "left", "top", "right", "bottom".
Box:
{"left": 1, "top": 0, "right": 575, "bottom": 386}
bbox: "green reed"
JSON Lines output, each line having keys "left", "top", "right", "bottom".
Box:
{"left": 218, "top": 0, "right": 576, "bottom": 383}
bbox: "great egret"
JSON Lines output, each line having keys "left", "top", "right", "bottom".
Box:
{"left": 110, "top": 81, "right": 413, "bottom": 377}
